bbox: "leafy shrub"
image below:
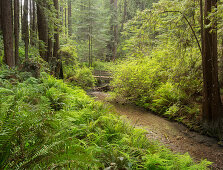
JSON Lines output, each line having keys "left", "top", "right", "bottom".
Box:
{"left": 67, "top": 67, "right": 95, "bottom": 90}
{"left": 111, "top": 53, "right": 202, "bottom": 126}
{"left": 60, "top": 44, "right": 78, "bottom": 67}
{"left": 150, "top": 82, "right": 182, "bottom": 114}
{"left": 111, "top": 5, "right": 203, "bottom": 127}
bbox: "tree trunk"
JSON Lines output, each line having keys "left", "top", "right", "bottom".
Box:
{"left": 120, "top": 0, "right": 127, "bottom": 32}
{"left": 37, "top": 1, "right": 48, "bottom": 61}
{"left": 21, "top": 0, "right": 23, "bottom": 26}
{"left": 202, "top": 0, "right": 223, "bottom": 135}
{"left": 30, "top": 0, "right": 34, "bottom": 45}
{"left": 22, "top": 0, "right": 29, "bottom": 60}
{"left": 54, "top": 0, "right": 63, "bottom": 78}
{"left": 113, "top": 0, "right": 118, "bottom": 61}
{"left": 0, "top": 0, "right": 2, "bottom": 32}
{"left": 47, "top": 37, "right": 53, "bottom": 63}
{"left": 68, "top": 0, "right": 72, "bottom": 36}
{"left": 2, "top": 0, "right": 14, "bottom": 67}
{"left": 32, "top": 0, "right": 36, "bottom": 34}
{"left": 108, "top": 0, "right": 118, "bottom": 61}
{"left": 60, "top": 0, "right": 64, "bottom": 26}
{"left": 14, "top": 0, "right": 20, "bottom": 65}
{"left": 65, "top": 6, "right": 67, "bottom": 32}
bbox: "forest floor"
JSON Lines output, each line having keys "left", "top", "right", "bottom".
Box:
{"left": 89, "top": 91, "right": 223, "bottom": 170}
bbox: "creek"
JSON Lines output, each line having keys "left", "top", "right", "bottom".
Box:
{"left": 89, "top": 91, "right": 223, "bottom": 169}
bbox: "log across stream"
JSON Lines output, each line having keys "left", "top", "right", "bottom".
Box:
{"left": 89, "top": 91, "right": 223, "bottom": 170}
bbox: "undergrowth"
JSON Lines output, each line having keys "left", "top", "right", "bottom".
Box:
{"left": 110, "top": 55, "right": 202, "bottom": 131}
{"left": 0, "top": 67, "right": 210, "bottom": 169}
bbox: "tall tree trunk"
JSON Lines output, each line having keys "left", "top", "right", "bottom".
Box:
{"left": 202, "top": 0, "right": 223, "bottom": 134}
{"left": 120, "top": 0, "right": 127, "bottom": 32}
{"left": 0, "top": 0, "right": 2, "bottom": 32}
{"left": 47, "top": 37, "right": 53, "bottom": 63}
{"left": 32, "top": 0, "right": 36, "bottom": 34}
{"left": 47, "top": 4, "right": 53, "bottom": 63}
{"left": 21, "top": 0, "right": 23, "bottom": 26}
{"left": 88, "top": 0, "right": 91, "bottom": 67}
{"left": 37, "top": 1, "right": 48, "bottom": 61}
{"left": 2, "top": 0, "right": 14, "bottom": 67}
{"left": 22, "top": 0, "right": 29, "bottom": 60}
{"left": 54, "top": 0, "right": 63, "bottom": 78}
{"left": 109, "top": 0, "right": 118, "bottom": 61}
{"left": 14, "top": 0, "right": 20, "bottom": 65}
{"left": 60, "top": 0, "right": 64, "bottom": 26}
{"left": 30, "top": 0, "right": 34, "bottom": 45}
{"left": 113, "top": 0, "right": 118, "bottom": 61}
{"left": 200, "top": 0, "right": 204, "bottom": 58}
{"left": 68, "top": 0, "right": 72, "bottom": 36}
{"left": 65, "top": 6, "right": 67, "bottom": 33}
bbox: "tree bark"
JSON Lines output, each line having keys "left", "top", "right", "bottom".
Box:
{"left": 32, "top": 0, "right": 36, "bottom": 34}
{"left": 22, "top": 0, "right": 29, "bottom": 60}
{"left": 120, "top": 0, "right": 127, "bottom": 32}
{"left": 14, "top": 0, "right": 20, "bottom": 65}
{"left": 65, "top": 6, "right": 67, "bottom": 32}
{"left": 21, "top": 0, "right": 23, "bottom": 26}
{"left": 68, "top": 0, "right": 72, "bottom": 36}
{"left": 2, "top": 0, "right": 14, "bottom": 67}
{"left": 60, "top": 0, "right": 64, "bottom": 26}
{"left": 54, "top": 0, "right": 63, "bottom": 78}
{"left": 0, "top": 0, "right": 2, "bottom": 32}
{"left": 37, "top": 1, "right": 48, "bottom": 61}
{"left": 202, "top": 0, "right": 223, "bottom": 133}
{"left": 30, "top": 0, "right": 34, "bottom": 45}
{"left": 113, "top": 0, "right": 118, "bottom": 61}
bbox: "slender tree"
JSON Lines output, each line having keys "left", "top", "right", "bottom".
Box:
{"left": 14, "top": 0, "right": 20, "bottom": 65}
{"left": 2, "top": 0, "right": 15, "bottom": 67}
{"left": 113, "top": 0, "right": 118, "bottom": 61}
{"left": 65, "top": 4, "right": 67, "bottom": 31}
{"left": 108, "top": 0, "right": 118, "bottom": 61}
{"left": 22, "top": 0, "right": 29, "bottom": 60}
{"left": 60, "top": 0, "right": 64, "bottom": 25}
{"left": 120, "top": 0, "right": 127, "bottom": 32}
{"left": 68, "top": 0, "right": 72, "bottom": 36}
{"left": 32, "top": 0, "right": 37, "bottom": 34}
{"left": 54, "top": 0, "right": 63, "bottom": 78}
{"left": 30, "top": 0, "right": 34, "bottom": 45}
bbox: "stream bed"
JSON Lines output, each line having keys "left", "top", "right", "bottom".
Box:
{"left": 89, "top": 91, "right": 223, "bottom": 169}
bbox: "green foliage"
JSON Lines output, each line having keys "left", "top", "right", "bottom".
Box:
{"left": 111, "top": 54, "right": 202, "bottom": 125}
{"left": 59, "top": 41, "right": 95, "bottom": 90}
{"left": 0, "top": 67, "right": 210, "bottom": 169}
{"left": 92, "top": 60, "right": 116, "bottom": 71}
{"left": 111, "top": 0, "right": 203, "bottom": 127}
{"left": 66, "top": 66, "right": 96, "bottom": 90}
{"left": 60, "top": 42, "right": 78, "bottom": 67}
{"left": 151, "top": 82, "right": 181, "bottom": 114}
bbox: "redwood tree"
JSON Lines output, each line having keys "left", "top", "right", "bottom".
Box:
{"left": 68, "top": 0, "right": 72, "bottom": 36}
{"left": 54, "top": 0, "right": 63, "bottom": 79}
{"left": 22, "top": 0, "right": 29, "bottom": 60}
{"left": 2, "top": 0, "right": 15, "bottom": 67}
{"left": 37, "top": 0, "right": 48, "bottom": 61}
{"left": 14, "top": 0, "right": 20, "bottom": 65}
{"left": 202, "top": 0, "right": 223, "bottom": 134}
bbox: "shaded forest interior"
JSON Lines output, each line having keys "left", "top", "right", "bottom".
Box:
{"left": 0, "top": 0, "right": 222, "bottom": 169}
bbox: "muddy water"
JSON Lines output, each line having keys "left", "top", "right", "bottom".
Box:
{"left": 89, "top": 91, "right": 223, "bottom": 169}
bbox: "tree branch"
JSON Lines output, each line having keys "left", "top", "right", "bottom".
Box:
{"left": 161, "top": 10, "right": 202, "bottom": 55}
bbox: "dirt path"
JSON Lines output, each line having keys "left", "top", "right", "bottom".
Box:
{"left": 90, "top": 91, "right": 223, "bottom": 169}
